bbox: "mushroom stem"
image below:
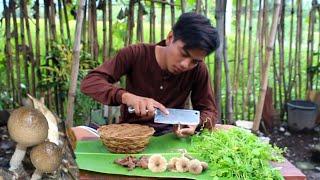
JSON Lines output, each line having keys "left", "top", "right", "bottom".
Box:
{"left": 9, "top": 144, "right": 26, "bottom": 171}
{"left": 30, "top": 169, "right": 42, "bottom": 180}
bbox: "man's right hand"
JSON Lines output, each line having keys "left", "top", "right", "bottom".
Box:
{"left": 122, "top": 92, "right": 169, "bottom": 117}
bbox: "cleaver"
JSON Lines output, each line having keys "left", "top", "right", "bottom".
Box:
{"left": 128, "top": 107, "right": 200, "bottom": 125}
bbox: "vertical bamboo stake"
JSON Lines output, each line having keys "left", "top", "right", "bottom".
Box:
{"left": 66, "top": 0, "right": 86, "bottom": 128}
{"left": 11, "top": 0, "right": 22, "bottom": 104}
{"left": 4, "top": 0, "right": 15, "bottom": 107}
{"left": 233, "top": 0, "right": 242, "bottom": 120}
{"left": 58, "top": 0, "right": 65, "bottom": 43}
{"left": 62, "top": 0, "right": 71, "bottom": 41}
{"left": 252, "top": 0, "right": 281, "bottom": 132}
{"left": 204, "top": 0, "right": 208, "bottom": 17}
{"left": 287, "top": 0, "right": 294, "bottom": 101}
{"left": 240, "top": 0, "right": 248, "bottom": 120}
{"left": 22, "top": 0, "right": 36, "bottom": 96}
{"left": 170, "top": 0, "right": 175, "bottom": 27}
{"left": 181, "top": 0, "right": 186, "bottom": 13}
{"left": 149, "top": 1, "right": 155, "bottom": 43}
{"left": 108, "top": 0, "right": 112, "bottom": 56}
{"left": 90, "top": 0, "right": 99, "bottom": 61}
{"left": 278, "top": 1, "right": 285, "bottom": 116}
{"left": 126, "top": 0, "right": 135, "bottom": 45}
{"left": 215, "top": 0, "right": 226, "bottom": 123}
{"left": 244, "top": 0, "right": 255, "bottom": 120}
{"left": 20, "top": 0, "right": 30, "bottom": 94}
{"left": 196, "top": 0, "right": 201, "bottom": 14}
{"left": 82, "top": 0, "right": 87, "bottom": 51}
{"left": 102, "top": 0, "right": 107, "bottom": 60}
{"left": 295, "top": 0, "right": 302, "bottom": 98}
{"left": 44, "top": 0, "right": 52, "bottom": 108}
{"left": 35, "top": 0, "right": 41, "bottom": 84}
{"left": 137, "top": 1, "right": 144, "bottom": 42}
{"left": 307, "top": 6, "right": 316, "bottom": 90}
{"left": 161, "top": 1, "right": 166, "bottom": 40}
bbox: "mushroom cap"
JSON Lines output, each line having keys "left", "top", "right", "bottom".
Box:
{"left": 8, "top": 107, "right": 48, "bottom": 147}
{"left": 188, "top": 159, "right": 203, "bottom": 174}
{"left": 30, "top": 141, "right": 62, "bottom": 173}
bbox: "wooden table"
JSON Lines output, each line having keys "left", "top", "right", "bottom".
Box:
{"left": 72, "top": 126, "right": 306, "bottom": 180}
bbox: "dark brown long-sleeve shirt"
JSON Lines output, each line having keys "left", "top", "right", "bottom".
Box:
{"left": 80, "top": 41, "right": 218, "bottom": 135}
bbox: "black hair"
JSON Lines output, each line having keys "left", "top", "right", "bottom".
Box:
{"left": 172, "top": 12, "right": 220, "bottom": 55}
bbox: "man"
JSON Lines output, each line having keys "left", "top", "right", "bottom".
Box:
{"left": 81, "top": 12, "right": 220, "bottom": 137}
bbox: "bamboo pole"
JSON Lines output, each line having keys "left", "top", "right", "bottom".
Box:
{"left": 10, "top": 0, "right": 22, "bottom": 105}
{"left": 196, "top": 0, "right": 201, "bottom": 14}
{"left": 307, "top": 6, "right": 316, "bottom": 90}
{"left": 137, "top": 1, "right": 144, "bottom": 42}
{"left": 108, "top": 0, "right": 112, "bottom": 56}
{"left": 149, "top": 1, "right": 155, "bottom": 43}
{"left": 44, "top": 0, "right": 52, "bottom": 108}
{"left": 278, "top": 1, "right": 285, "bottom": 116}
{"left": 287, "top": 0, "right": 294, "bottom": 101}
{"left": 4, "top": 0, "right": 15, "bottom": 107}
{"left": 126, "top": 0, "right": 135, "bottom": 45}
{"left": 62, "top": 0, "right": 71, "bottom": 41}
{"left": 58, "top": 0, "right": 65, "bottom": 43}
{"left": 244, "top": 0, "right": 255, "bottom": 120}
{"left": 19, "top": 0, "right": 30, "bottom": 94}
{"left": 102, "top": 0, "right": 107, "bottom": 60}
{"left": 35, "top": 0, "right": 41, "bottom": 84}
{"left": 22, "top": 0, "right": 36, "bottom": 96}
{"left": 170, "top": 0, "right": 175, "bottom": 27}
{"left": 295, "top": 0, "right": 302, "bottom": 98}
{"left": 215, "top": 0, "right": 227, "bottom": 123}
{"left": 181, "top": 0, "right": 186, "bottom": 13}
{"left": 240, "top": 0, "right": 248, "bottom": 120}
{"left": 66, "top": 0, "right": 86, "bottom": 128}
{"left": 161, "top": 1, "right": 166, "bottom": 40}
{"left": 252, "top": 0, "right": 281, "bottom": 132}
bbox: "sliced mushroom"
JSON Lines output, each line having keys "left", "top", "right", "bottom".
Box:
{"left": 30, "top": 141, "right": 62, "bottom": 180}
{"left": 7, "top": 107, "right": 48, "bottom": 171}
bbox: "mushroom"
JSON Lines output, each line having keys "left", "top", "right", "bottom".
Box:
{"left": 147, "top": 154, "right": 167, "bottom": 173}
{"left": 175, "top": 157, "right": 190, "bottom": 173}
{"left": 167, "top": 157, "right": 179, "bottom": 171}
{"left": 7, "top": 107, "right": 48, "bottom": 171}
{"left": 188, "top": 159, "right": 203, "bottom": 174}
{"left": 27, "top": 94, "right": 60, "bottom": 145}
{"left": 30, "top": 141, "right": 62, "bottom": 180}
{"left": 200, "top": 161, "right": 208, "bottom": 171}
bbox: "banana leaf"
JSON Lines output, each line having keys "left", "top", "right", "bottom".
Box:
{"left": 75, "top": 133, "right": 212, "bottom": 179}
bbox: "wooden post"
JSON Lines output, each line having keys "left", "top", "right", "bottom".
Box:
{"left": 66, "top": 0, "right": 86, "bottom": 128}
{"left": 252, "top": 0, "right": 281, "bottom": 132}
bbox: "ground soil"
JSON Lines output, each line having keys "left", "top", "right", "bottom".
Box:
{"left": 269, "top": 123, "right": 320, "bottom": 180}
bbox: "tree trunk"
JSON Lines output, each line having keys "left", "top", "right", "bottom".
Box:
{"left": 66, "top": 0, "right": 86, "bottom": 128}
{"left": 287, "top": 0, "right": 294, "bottom": 101}
{"left": 126, "top": 0, "right": 135, "bottom": 45}
{"left": 252, "top": 0, "right": 281, "bottom": 132}
{"left": 35, "top": 0, "right": 41, "bottom": 85}
{"left": 137, "top": 1, "right": 144, "bottom": 42}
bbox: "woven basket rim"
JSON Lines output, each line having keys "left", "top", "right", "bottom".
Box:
{"left": 98, "top": 123, "right": 155, "bottom": 139}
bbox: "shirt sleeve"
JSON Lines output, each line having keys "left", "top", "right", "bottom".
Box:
{"left": 191, "top": 62, "right": 218, "bottom": 130}
{"left": 80, "top": 46, "right": 136, "bottom": 106}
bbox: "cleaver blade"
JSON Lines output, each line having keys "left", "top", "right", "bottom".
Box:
{"left": 127, "top": 107, "right": 200, "bottom": 125}
{"left": 154, "top": 108, "right": 200, "bottom": 125}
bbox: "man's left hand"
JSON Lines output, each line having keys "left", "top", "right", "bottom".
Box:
{"left": 173, "top": 124, "right": 197, "bottom": 138}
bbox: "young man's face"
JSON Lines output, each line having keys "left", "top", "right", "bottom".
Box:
{"left": 165, "top": 32, "right": 207, "bottom": 74}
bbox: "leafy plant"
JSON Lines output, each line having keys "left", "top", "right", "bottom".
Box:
{"left": 190, "top": 128, "right": 285, "bottom": 180}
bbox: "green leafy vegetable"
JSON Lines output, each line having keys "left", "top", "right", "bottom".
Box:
{"left": 189, "top": 128, "right": 285, "bottom": 180}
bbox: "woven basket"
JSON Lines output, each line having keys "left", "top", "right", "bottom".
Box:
{"left": 98, "top": 123, "right": 155, "bottom": 154}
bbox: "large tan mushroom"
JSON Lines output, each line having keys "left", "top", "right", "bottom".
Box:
{"left": 7, "top": 107, "right": 48, "bottom": 171}
{"left": 30, "top": 141, "right": 62, "bottom": 180}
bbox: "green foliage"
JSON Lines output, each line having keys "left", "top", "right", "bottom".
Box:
{"left": 190, "top": 128, "right": 285, "bottom": 179}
